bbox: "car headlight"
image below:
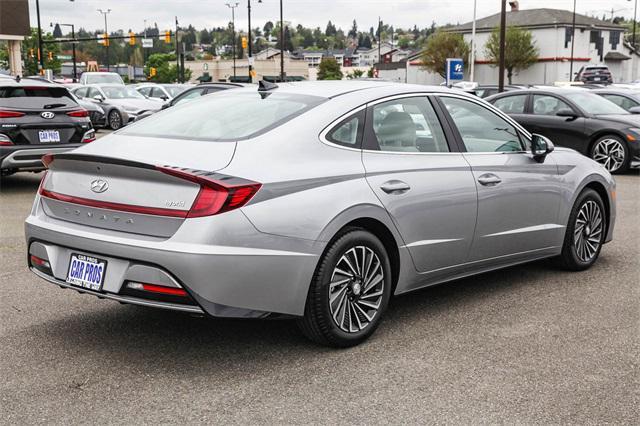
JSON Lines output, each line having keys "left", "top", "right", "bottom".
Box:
{"left": 625, "top": 128, "right": 640, "bottom": 141}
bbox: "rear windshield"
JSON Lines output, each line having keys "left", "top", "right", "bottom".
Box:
{"left": 121, "top": 91, "right": 326, "bottom": 141}
{"left": 0, "top": 86, "right": 77, "bottom": 109}
{"left": 85, "top": 74, "right": 123, "bottom": 85}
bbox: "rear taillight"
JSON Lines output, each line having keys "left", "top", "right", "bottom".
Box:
{"left": 0, "top": 133, "right": 13, "bottom": 146}
{"left": 81, "top": 129, "right": 96, "bottom": 143}
{"left": 156, "top": 166, "right": 261, "bottom": 218}
{"left": 67, "top": 109, "right": 89, "bottom": 118}
{"left": 0, "top": 110, "right": 25, "bottom": 118}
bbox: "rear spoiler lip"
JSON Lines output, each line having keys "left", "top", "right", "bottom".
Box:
{"left": 43, "top": 153, "right": 156, "bottom": 170}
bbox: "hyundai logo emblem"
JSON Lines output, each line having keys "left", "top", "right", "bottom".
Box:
{"left": 41, "top": 112, "right": 55, "bottom": 119}
{"left": 90, "top": 179, "right": 109, "bottom": 193}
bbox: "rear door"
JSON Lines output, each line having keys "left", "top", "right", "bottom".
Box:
{"left": 437, "top": 94, "right": 564, "bottom": 261}
{"left": 361, "top": 94, "right": 478, "bottom": 273}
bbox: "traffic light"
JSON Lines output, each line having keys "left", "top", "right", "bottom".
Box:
{"left": 103, "top": 33, "right": 110, "bottom": 47}
{"left": 149, "top": 67, "right": 157, "bottom": 77}
{"left": 47, "top": 51, "right": 53, "bottom": 61}
{"left": 129, "top": 31, "right": 136, "bottom": 46}
{"left": 165, "top": 31, "right": 171, "bottom": 44}
{"left": 241, "top": 37, "right": 248, "bottom": 49}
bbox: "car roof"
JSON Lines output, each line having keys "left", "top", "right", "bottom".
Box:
{"left": 228, "top": 80, "right": 466, "bottom": 99}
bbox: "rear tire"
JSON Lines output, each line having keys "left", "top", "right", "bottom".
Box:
{"left": 108, "top": 110, "right": 123, "bottom": 130}
{"left": 590, "top": 135, "right": 630, "bottom": 174}
{"left": 297, "top": 228, "right": 392, "bottom": 347}
{"left": 556, "top": 189, "right": 606, "bottom": 271}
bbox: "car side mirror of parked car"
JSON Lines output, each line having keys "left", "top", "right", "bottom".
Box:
{"left": 556, "top": 108, "right": 577, "bottom": 118}
{"left": 628, "top": 106, "right": 640, "bottom": 114}
{"left": 160, "top": 95, "right": 169, "bottom": 101}
{"left": 531, "top": 133, "right": 554, "bottom": 162}
{"left": 93, "top": 94, "right": 104, "bottom": 102}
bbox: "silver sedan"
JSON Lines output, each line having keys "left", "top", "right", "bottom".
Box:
{"left": 25, "top": 81, "right": 616, "bottom": 347}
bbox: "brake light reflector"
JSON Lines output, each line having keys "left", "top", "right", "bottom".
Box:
{"left": 156, "top": 166, "right": 261, "bottom": 218}
{"left": 0, "top": 110, "right": 25, "bottom": 118}
{"left": 81, "top": 129, "right": 96, "bottom": 143}
{"left": 0, "top": 134, "right": 13, "bottom": 146}
{"left": 66, "top": 109, "right": 89, "bottom": 118}
{"left": 30, "top": 254, "right": 51, "bottom": 270}
{"left": 126, "top": 282, "right": 188, "bottom": 296}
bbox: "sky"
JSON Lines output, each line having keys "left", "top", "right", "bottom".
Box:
{"left": 29, "top": 0, "right": 639, "bottom": 34}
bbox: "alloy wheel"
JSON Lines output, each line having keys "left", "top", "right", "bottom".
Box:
{"left": 109, "top": 111, "right": 122, "bottom": 130}
{"left": 592, "top": 138, "right": 625, "bottom": 172}
{"left": 573, "top": 200, "right": 603, "bottom": 263}
{"left": 329, "top": 246, "right": 385, "bottom": 333}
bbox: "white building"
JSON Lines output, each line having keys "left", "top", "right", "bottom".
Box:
{"left": 449, "top": 3, "right": 639, "bottom": 84}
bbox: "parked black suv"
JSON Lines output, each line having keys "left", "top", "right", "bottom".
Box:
{"left": 0, "top": 78, "right": 94, "bottom": 176}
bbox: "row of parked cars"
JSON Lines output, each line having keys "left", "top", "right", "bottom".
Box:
{"left": 0, "top": 72, "right": 250, "bottom": 177}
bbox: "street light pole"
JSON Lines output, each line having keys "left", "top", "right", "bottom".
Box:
{"left": 226, "top": 3, "right": 239, "bottom": 79}
{"left": 630, "top": 0, "right": 638, "bottom": 49}
{"left": 36, "top": 0, "right": 44, "bottom": 72}
{"left": 569, "top": 0, "right": 577, "bottom": 81}
{"left": 280, "top": 0, "right": 284, "bottom": 81}
{"left": 97, "top": 9, "right": 111, "bottom": 72}
{"left": 498, "top": 0, "right": 506, "bottom": 91}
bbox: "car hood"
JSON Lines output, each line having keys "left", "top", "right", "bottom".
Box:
{"left": 105, "top": 98, "right": 162, "bottom": 112}
{"left": 593, "top": 114, "right": 640, "bottom": 127}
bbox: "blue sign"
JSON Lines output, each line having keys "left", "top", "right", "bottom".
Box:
{"left": 446, "top": 58, "right": 464, "bottom": 85}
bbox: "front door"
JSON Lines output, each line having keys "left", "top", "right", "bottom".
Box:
{"left": 525, "top": 94, "right": 587, "bottom": 152}
{"left": 361, "top": 95, "right": 478, "bottom": 273}
{"left": 438, "top": 95, "right": 565, "bottom": 261}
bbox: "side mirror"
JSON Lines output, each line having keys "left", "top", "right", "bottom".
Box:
{"left": 629, "top": 106, "right": 640, "bottom": 114}
{"left": 93, "top": 94, "right": 104, "bottom": 102}
{"left": 556, "top": 108, "right": 577, "bottom": 118}
{"left": 531, "top": 133, "right": 554, "bottom": 162}
{"left": 160, "top": 95, "right": 169, "bottom": 101}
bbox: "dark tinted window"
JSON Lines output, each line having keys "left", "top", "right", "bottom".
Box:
{"left": 0, "top": 86, "right": 77, "bottom": 108}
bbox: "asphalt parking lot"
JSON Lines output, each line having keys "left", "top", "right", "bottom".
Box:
{"left": 0, "top": 145, "right": 638, "bottom": 423}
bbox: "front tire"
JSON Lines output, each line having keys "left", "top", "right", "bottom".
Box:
{"left": 298, "top": 229, "right": 392, "bottom": 347}
{"left": 557, "top": 189, "right": 606, "bottom": 271}
{"left": 108, "top": 110, "right": 123, "bottom": 130}
{"left": 590, "top": 135, "right": 630, "bottom": 174}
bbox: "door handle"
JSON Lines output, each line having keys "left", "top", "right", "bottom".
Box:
{"left": 477, "top": 173, "right": 502, "bottom": 186}
{"left": 380, "top": 180, "right": 411, "bottom": 194}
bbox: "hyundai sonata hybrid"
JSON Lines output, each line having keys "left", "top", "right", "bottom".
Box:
{"left": 26, "top": 81, "right": 616, "bottom": 347}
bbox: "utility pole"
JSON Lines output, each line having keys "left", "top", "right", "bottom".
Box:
{"left": 175, "top": 16, "right": 180, "bottom": 83}
{"left": 378, "top": 16, "right": 381, "bottom": 68}
{"left": 98, "top": 9, "right": 111, "bottom": 72}
{"left": 280, "top": 0, "right": 284, "bottom": 81}
{"left": 247, "top": 0, "right": 259, "bottom": 81}
{"left": 498, "top": 0, "right": 506, "bottom": 92}
{"left": 226, "top": 3, "right": 239, "bottom": 79}
{"left": 36, "top": 0, "right": 44, "bottom": 72}
{"left": 569, "top": 0, "right": 577, "bottom": 81}
{"left": 631, "top": 0, "right": 638, "bottom": 49}
{"left": 470, "top": 0, "right": 477, "bottom": 82}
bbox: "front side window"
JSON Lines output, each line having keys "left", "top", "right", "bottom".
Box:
{"left": 492, "top": 94, "right": 527, "bottom": 114}
{"left": 368, "top": 97, "right": 449, "bottom": 153}
{"left": 440, "top": 96, "right": 524, "bottom": 153}
{"left": 564, "top": 92, "right": 628, "bottom": 115}
{"left": 532, "top": 95, "right": 573, "bottom": 115}
{"left": 122, "top": 91, "right": 325, "bottom": 141}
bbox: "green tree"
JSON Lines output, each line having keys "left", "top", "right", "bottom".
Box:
{"left": 484, "top": 26, "right": 539, "bottom": 84}
{"left": 144, "top": 53, "right": 191, "bottom": 83}
{"left": 346, "top": 69, "right": 364, "bottom": 79}
{"left": 317, "top": 57, "right": 343, "bottom": 80}
{"left": 420, "top": 30, "right": 469, "bottom": 78}
{"left": 325, "top": 21, "right": 337, "bottom": 37}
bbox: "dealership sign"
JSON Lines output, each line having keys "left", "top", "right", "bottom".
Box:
{"left": 446, "top": 58, "right": 464, "bottom": 86}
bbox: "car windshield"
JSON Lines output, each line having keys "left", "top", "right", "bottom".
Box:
{"left": 164, "top": 85, "right": 188, "bottom": 97}
{"left": 121, "top": 91, "right": 325, "bottom": 141}
{"left": 86, "top": 74, "right": 123, "bottom": 84}
{"left": 564, "top": 92, "right": 627, "bottom": 115}
{"left": 0, "top": 86, "right": 77, "bottom": 109}
{"left": 101, "top": 86, "right": 145, "bottom": 99}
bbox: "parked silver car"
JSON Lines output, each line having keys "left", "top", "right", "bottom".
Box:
{"left": 26, "top": 81, "right": 616, "bottom": 347}
{"left": 72, "top": 84, "right": 162, "bottom": 130}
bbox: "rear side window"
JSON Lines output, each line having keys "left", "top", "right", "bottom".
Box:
{"left": 0, "top": 86, "right": 77, "bottom": 109}
{"left": 122, "top": 91, "right": 325, "bottom": 141}
{"left": 492, "top": 94, "right": 527, "bottom": 114}
{"left": 326, "top": 110, "right": 364, "bottom": 148}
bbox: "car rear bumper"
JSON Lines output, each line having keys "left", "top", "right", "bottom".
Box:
{"left": 1, "top": 145, "right": 81, "bottom": 171}
{"left": 25, "top": 199, "right": 321, "bottom": 318}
